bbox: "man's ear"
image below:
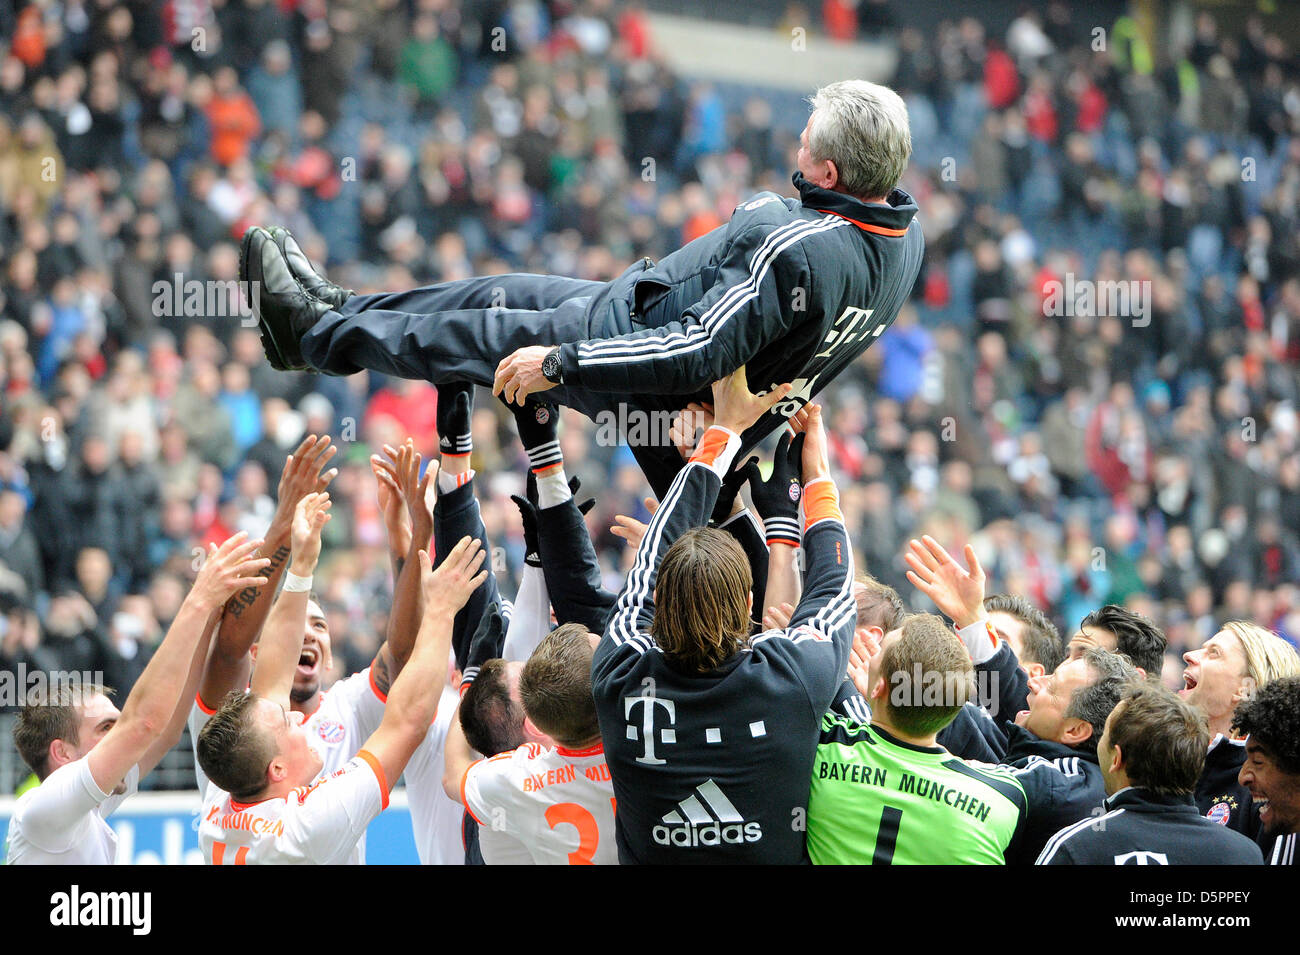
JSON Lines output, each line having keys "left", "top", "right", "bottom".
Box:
{"left": 266, "top": 755, "right": 287, "bottom": 786}
{"left": 870, "top": 675, "right": 888, "bottom": 704}
{"left": 821, "top": 158, "right": 840, "bottom": 190}
{"left": 49, "top": 737, "right": 75, "bottom": 770}
{"left": 522, "top": 715, "right": 551, "bottom": 747}
{"left": 1060, "top": 717, "right": 1092, "bottom": 747}
{"left": 1108, "top": 743, "right": 1124, "bottom": 775}
{"left": 1024, "top": 661, "right": 1046, "bottom": 680}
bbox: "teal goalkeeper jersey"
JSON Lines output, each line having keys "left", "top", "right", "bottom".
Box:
{"left": 808, "top": 714, "right": 1027, "bottom": 864}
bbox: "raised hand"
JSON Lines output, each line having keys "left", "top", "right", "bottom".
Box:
{"left": 272, "top": 435, "right": 338, "bottom": 535}
{"left": 394, "top": 439, "right": 437, "bottom": 542}
{"left": 904, "top": 535, "right": 987, "bottom": 628}
{"left": 710, "top": 366, "right": 793, "bottom": 436}
{"left": 786, "top": 404, "right": 813, "bottom": 435}
{"left": 371, "top": 447, "right": 412, "bottom": 557}
{"left": 741, "top": 430, "right": 806, "bottom": 546}
{"left": 191, "top": 532, "right": 272, "bottom": 612}
{"left": 799, "top": 402, "right": 831, "bottom": 483}
{"left": 421, "top": 536, "right": 488, "bottom": 617}
{"left": 763, "top": 601, "right": 795, "bottom": 631}
{"left": 611, "top": 497, "right": 659, "bottom": 550}
{"left": 290, "top": 492, "right": 332, "bottom": 576}
{"left": 847, "top": 629, "right": 881, "bottom": 700}
{"left": 669, "top": 402, "right": 714, "bottom": 460}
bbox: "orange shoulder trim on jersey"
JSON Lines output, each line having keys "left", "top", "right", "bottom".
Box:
{"left": 356, "top": 749, "right": 390, "bottom": 811}
{"left": 688, "top": 426, "right": 736, "bottom": 468}
{"left": 368, "top": 666, "right": 388, "bottom": 704}
{"left": 801, "top": 478, "right": 843, "bottom": 530}
{"left": 196, "top": 692, "right": 217, "bottom": 716}
{"left": 556, "top": 741, "right": 605, "bottom": 758}
{"left": 229, "top": 793, "right": 278, "bottom": 812}
{"left": 818, "top": 209, "right": 910, "bottom": 236}
{"left": 460, "top": 762, "right": 485, "bottom": 825}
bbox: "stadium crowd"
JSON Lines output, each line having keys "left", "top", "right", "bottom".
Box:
{"left": 0, "top": 0, "right": 1299, "bottom": 865}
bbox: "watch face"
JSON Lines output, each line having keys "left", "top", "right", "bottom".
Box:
{"left": 543, "top": 353, "right": 561, "bottom": 381}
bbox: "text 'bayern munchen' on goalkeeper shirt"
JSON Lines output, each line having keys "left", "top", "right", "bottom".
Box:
{"left": 807, "top": 714, "right": 1028, "bottom": 864}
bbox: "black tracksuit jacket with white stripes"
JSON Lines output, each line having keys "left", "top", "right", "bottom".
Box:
{"left": 1195, "top": 735, "right": 1261, "bottom": 838}
{"left": 558, "top": 171, "right": 924, "bottom": 458}
{"left": 1260, "top": 830, "right": 1296, "bottom": 865}
{"left": 998, "top": 724, "right": 1107, "bottom": 865}
{"left": 592, "top": 432, "right": 856, "bottom": 864}
{"left": 1035, "top": 788, "right": 1264, "bottom": 865}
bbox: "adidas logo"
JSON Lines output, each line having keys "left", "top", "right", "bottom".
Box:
{"left": 652, "top": 779, "right": 762, "bottom": 848}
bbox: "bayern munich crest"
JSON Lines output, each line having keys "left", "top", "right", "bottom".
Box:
{"left": 316, "top": 720, "right": 346, "bottom": 744}
{"left": 1206, "top": 798, "right": 1235, "bottom": 825}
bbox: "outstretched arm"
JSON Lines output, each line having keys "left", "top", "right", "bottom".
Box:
{"left": 249, "top": 493, "right": 331, "bottom": 710}
{"left": 752, "top": 404, "right": 856, "bottom": 710}
{"left": 597, "top": 368, "right": 793, "bottom": 657}
{"left": 200, "top": 436, "right": 336, "bottom": 707}
{"left": 904, "top": 535, "right": 1028, "bottom": 725}
{"left": 361, "top": 538, "right": 486, "bottom": 792}
{"left": 138, "top": 608, "right": 221, "bottom": 778}
{"left": 374, "top": 440, "right": 437, "bottom": 693}
{"left": 89, "top": 534, "right": 270, "bottom": 793}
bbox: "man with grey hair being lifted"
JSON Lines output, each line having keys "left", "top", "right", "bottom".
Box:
{"left": 243, "top": 80, "right": 924, "bottom": 495}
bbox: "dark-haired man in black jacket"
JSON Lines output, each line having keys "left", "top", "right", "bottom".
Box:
{"left": 1037, "top": 685, "right": 1262, "bottom": 865}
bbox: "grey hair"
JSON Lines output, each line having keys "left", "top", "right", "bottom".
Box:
{"left": 1065, "top": 647, "right": 1142, "bottom": 744}
{"left": 807, "top": 80, "right": 911, "bottom": 200}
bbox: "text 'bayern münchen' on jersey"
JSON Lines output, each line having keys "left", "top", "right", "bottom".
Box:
{"left": 198, "top": 749, "right": 389, "bottom": 865}
{"left": 461, "top": 741, "right": 617, "bottom": 865}
{"left": 188, "top": 667, "right": 388, "bottom": 864}
{"left": 807, "top": 714, "right": 1027, "bottom": 865}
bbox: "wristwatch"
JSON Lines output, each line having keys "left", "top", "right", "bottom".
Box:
{"left": 541, "top": 347, "right": 564, "bottom": 385}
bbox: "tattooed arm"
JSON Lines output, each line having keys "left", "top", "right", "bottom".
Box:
{"left": 197, "top": 436, "right": 337, "bottom": 707}
{"left": 370, "top": 440, "right": 437, "bottom": 697}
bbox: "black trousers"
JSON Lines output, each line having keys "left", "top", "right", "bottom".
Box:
{"left": 298, "top": 272, "right": 692, "bottom": 497}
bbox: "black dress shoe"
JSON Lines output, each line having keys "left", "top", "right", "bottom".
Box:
{"left": 268, "top": 226, "right": 354, "bottom": 309}
{"left": 242, "top": 227, "right": 331, "bottom": 371}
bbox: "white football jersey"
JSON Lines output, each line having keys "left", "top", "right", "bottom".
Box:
{"left": 462, "top": 741, "right": 617, "bottom": 865}
{"left": 401, "top": 684, "right": 465, "bottom": 865}
{"left": 5, "top": 758, "right": 140, "bottom": 865}
{"left": 199, "top": 750, "right": 388, "bottom": 865}
{"left": 189, "top": 668, "right": 387, "bottom": 864}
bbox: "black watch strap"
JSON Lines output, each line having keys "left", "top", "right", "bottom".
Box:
{"left": 542, "top": 347, "right": 564, "bottom": 384}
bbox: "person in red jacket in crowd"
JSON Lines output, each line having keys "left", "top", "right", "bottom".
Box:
{"left": 205, "top": 67, "right": 262, "bottom": 168}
